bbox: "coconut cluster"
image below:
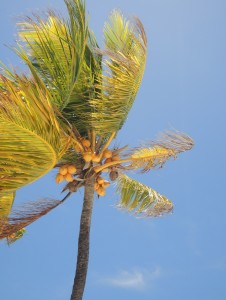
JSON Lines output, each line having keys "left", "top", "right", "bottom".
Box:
{"left": 94, "top": 176, "right": 110, "bottom": 197}
{"left": 79, "top": 139, "right": 99, "bottom": 163}
{"left": 56, "top": 165, "right": 77, "bottom": 184}
{"left": 55, "top": 137, "right": 121, "bottom": 195}
{"left": 103, "top": 152, "right": 120, "bottom": 164}
{"left": 81, "top": 139, "right": 120, "bottom": 165}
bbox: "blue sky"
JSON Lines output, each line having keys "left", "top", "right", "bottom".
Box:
{"left": 1, "top": 0, "right": 226, "bottom": 299}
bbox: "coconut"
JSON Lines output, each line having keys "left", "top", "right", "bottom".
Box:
{"left": 104, "top": 158, "right": 112, "bottom": 164}
{"left": 81, "top": 139, "right": 91, "bottom": 148}
{"left": 55, "top": 173, "right": 64, "bottom": 184}
{"left": 103, "top": 149, "right": 112, "bottom": 158}
{"left": 94, "top": 182, "right": 100, "bottom": 190}
{"left": 112, "top": 155, "right": 120, "bottom": 161}
{"left": 97, "top": 177, "right": 104, "bottom": 185}
{"left": 103, "top": 181, "right": 110, "bottom": 188}
{"left": 74, "top": 145, "right": 81, "bottom": 153}
{"left": 83, "top": 152, "right": 93, "bottom": 162}
{"left": 67, "top": 165, "right": 77, "bottom": 174}
{"left": 59, "top": 166, "right": 68, "bottom": 175}
{"left": 92, "top": 154, "right": 101, "bottom": 162}
{"left": 109, "top": 170, "right": 119, "bottom": 181}
{"left": 97, "top": 187, "right": 106, "bottom": 197}
{"left": 64, "top": 173, "right": 74, "bottom": 182}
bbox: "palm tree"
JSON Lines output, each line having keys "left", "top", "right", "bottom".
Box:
{"left": 0, "top": 0, "right": 193, "bottom": 299}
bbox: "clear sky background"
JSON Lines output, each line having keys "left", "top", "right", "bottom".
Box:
{"left": 1, "top": 0, "right": 226, "bottom": 299}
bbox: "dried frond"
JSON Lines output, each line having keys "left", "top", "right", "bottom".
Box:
{"left": 127, "top": 131, "right": 194, "bottom": 172}
{"left": 154, "top": 131, "right": 194, "bottom": 152}
{"left": 116, "top": 174, "right": 173, "bottom": 217}
{"left": 0, "top": 199, "right": 62, "bottom": 240}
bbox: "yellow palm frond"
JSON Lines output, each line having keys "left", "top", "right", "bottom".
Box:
{"left": 87, "top": 12, "right": 147, "bottom": 135}
{"left": 116, "top": 174, "right": 173, "bottom": 217}
{"left": 0, "top": 192, "right": 15, "bottom": 232}
{"left": 0, "top": 74, "right": 68, "bottom": 193}
{"left": 128, "top": 131, "right": 194, "bottom": 172}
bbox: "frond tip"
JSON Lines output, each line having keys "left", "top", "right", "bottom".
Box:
{"left": 154, "top": 131, "right": 194, "bottom": 152}
{"left": 7, "top": 228, "right": 26, "bottom": 245}
{"left": 116, "top": 174, "right": 173, "bottom": 217}
{"left": 128, "top": 131, "right": 194, "bottom": 172}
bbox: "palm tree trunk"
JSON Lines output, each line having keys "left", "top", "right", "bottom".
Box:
{"left": 70, "top": 177, "right": 95, "bottom": 300}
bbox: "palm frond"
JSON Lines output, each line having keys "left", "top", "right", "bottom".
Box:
{"left": 0, "top": 192, "right": 15, "bottom": 232}
{"left": 127, "top": 131, "right": 194, "bottom": 172}
{"left": 17, "top": 0, "right": 87, "bottom": 107}
{"left": 0, "top": 198, "right": 62, "bottom": 240}
{"left": 86, "top": 12, "right": 147, "bottom": 135}
{"left": 116, "top": 174, "right": 173, "bottom": 217}
{"left": 7, "top": 228, "right": 26, "bottom": 245}
{"left": 15, "top": 6, "right": 146, "bottom": 136}
{"left": 16, "top": 1, "right": 102, "bottom": 136}
{"left": 0, "top": 74, "right": 68, "bottom": 193}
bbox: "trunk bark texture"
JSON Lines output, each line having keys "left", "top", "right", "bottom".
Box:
{"left": 70, "top": 177, "right": 95, "bottom": 300}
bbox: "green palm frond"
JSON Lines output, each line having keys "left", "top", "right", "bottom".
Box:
{"left": 15, "top": 5, "right": 147, "bottom": 137}
{"left": 0, "top": 74, "right": 68, "bottom": 193}
{"left": 87, "top": 12, "right": 147, "bottom": 135}
{"left": 16, "top": 0, "right": 102, "bottom": 136}
{"left": 0, "top": 192, "right": 15, "bottom": 232}
{"left": 17, "top": 0, "right": 87, "bottom": 106}
{"left": 128, "top": 131, "right": 194, "bottom": 172}
{"left": 116, "top": 174, "right": 173, "bottom": 217}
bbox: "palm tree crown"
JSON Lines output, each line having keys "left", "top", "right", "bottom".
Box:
{"left": 0, "top": 0, "right": 193, "bottom": 298}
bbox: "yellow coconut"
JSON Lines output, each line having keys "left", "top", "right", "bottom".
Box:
{"left": 94, "top": 182, "right": 100, "bottom": 190}
{"left": 103, "top": 149, "right": 112, "bottom": 158}
{"left": 67, "top": 165, "right": 77, "bottom": 174}
{"left": 55, "top": 173, "right": 64, "bottom": 184}
{"left": 97, "top": 177, "right": 105, "bottom": 185}
{"left": 81, "top": 139, "right": 91, "bottom": 148}
{"left": 83, "top": 152, "right": 93, "bottom": 162}
{"left": 74, "top": 145, "right": 81, "bottom": 153}
{"left": 104, "top": 158, "right": 112, "bottom": 164}
{"left": 103, "top": 181, "right": 110, "bottom": 188}
{"left": 59, "top": 166, "right": 68, "bottom": 175}
{"left": 64, "top": 173, "right": 74, "bottom": 182}
{"left": 97, "top": 187, "right": 106, "bottom": 197}
{"left": 92, "top": 154, "right": 101, "bottom": 162}
{"left": 112, "top": 155, "right": 120, "bottom": 161}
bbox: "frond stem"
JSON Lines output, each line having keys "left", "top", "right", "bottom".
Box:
{"left": 91, "top": 130, "right": 96, "bottom": 152}
{"left": 98, "top": 132, "right": 116, "bottom": 158}
{"left": 94, "top": 158, "right": 130, "bottom": 173}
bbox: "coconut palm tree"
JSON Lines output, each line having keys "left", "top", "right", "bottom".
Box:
{"left": 0, "top": 0, "right": 193, "bottom": 299}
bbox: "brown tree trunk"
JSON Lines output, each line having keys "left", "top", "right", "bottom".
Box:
{"left": 70, "top": 177, "right": 95, "bottom": 300}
